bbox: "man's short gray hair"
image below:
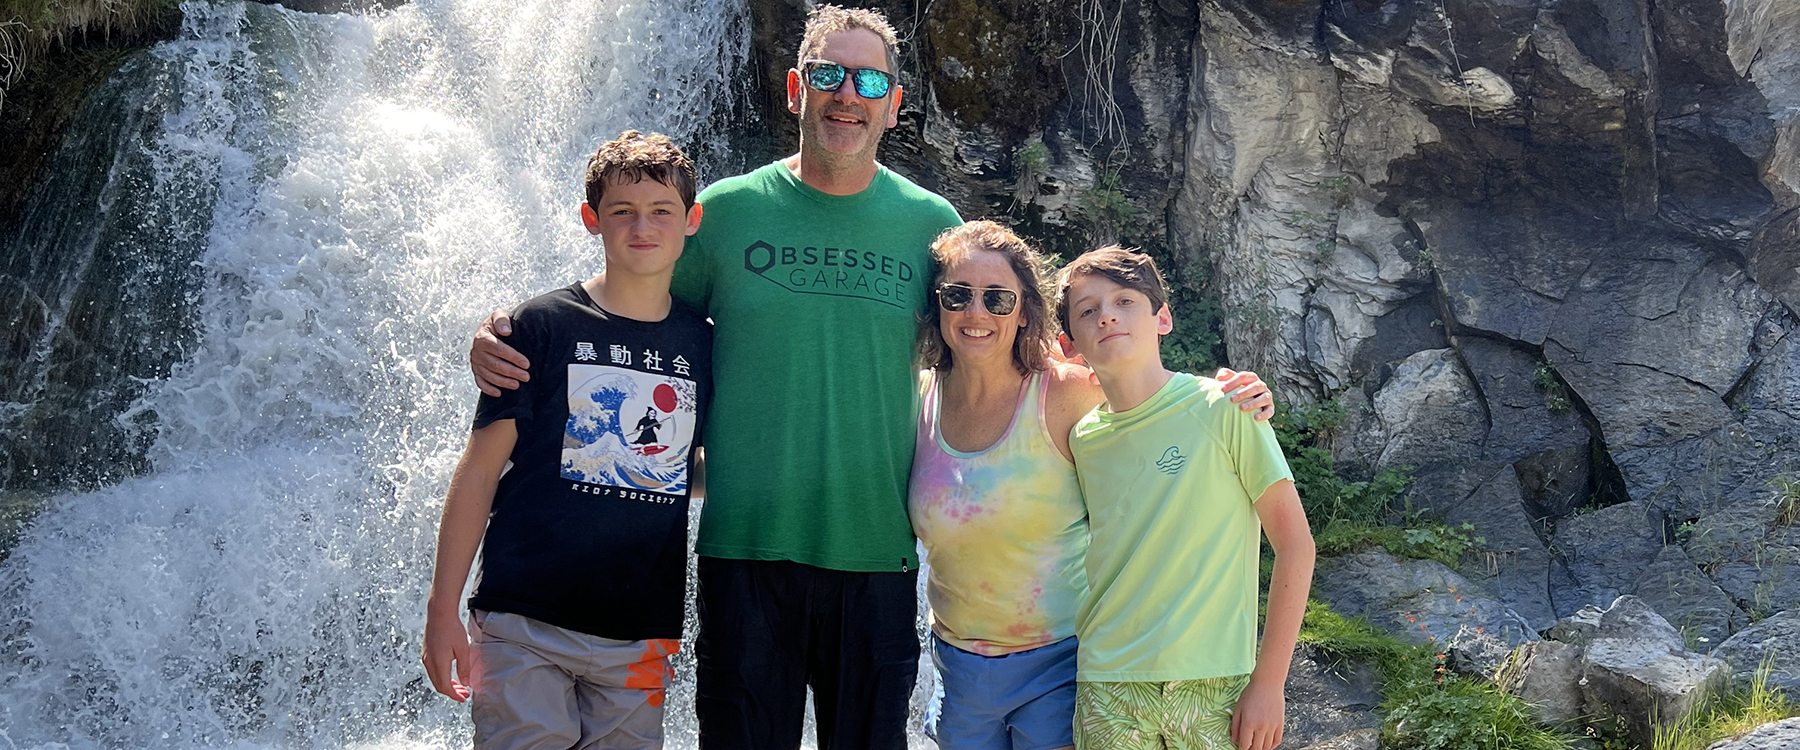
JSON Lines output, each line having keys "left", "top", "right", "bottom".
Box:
{"left": 797, "top": 4, "right": 901, "bottom": 75}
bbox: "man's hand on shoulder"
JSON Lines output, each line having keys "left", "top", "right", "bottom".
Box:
{"left": 471, "top": 310, "right": 531, "bottom": 397}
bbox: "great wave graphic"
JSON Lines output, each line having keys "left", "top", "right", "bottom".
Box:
{"left": 563, "top": 365, "right": 695, "bottom": 494}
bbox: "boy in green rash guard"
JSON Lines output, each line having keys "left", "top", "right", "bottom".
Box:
{"left": 1056, "top": 247, "right": 1316, "bottom": 750}
{"left": 470, "top": 6, "right": 960, "bottom": 748}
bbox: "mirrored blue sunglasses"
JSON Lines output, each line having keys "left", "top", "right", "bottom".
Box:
{"left": 802, "top": 60, "right": 895, "bottom": 100}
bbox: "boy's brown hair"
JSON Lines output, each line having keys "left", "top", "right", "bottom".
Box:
{"left": 584, "top": 130, "right": 697, "bottom": 210}
{"left": 797, "top": 5, "right": 901, "bottom": 74}
{"left": 917, "top": 221, "right": 1054, "bottom": 375}
{"left": 1055, "top": 246, "right": 1170, "bottom": 332}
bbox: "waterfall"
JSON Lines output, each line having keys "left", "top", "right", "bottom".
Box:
{"left": 0, "top": 0, "right": 767, "bottom": 746}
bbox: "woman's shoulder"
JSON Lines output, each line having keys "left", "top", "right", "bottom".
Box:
{"left": 1042, "top": 360, "right": 1105, "bottom": 409}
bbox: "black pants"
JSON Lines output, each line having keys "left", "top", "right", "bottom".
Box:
{"left": 695, "top": 557, "right": 920, "bottom": 750}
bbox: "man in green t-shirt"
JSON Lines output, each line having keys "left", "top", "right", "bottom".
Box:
{"left": 1056, "top": 247, "right": 1316, "bottom": 750}
{"left": 470, "top": 7, "right": 959, "bottom": 749}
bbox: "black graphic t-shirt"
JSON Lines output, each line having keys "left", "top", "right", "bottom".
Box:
{"left": 468, "top": 283, "right": 712, "bottom": 640}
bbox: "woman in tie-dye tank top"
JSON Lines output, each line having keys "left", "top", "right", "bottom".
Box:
{"left": 908, "top": 222, "right": 1273, "bottom": 750}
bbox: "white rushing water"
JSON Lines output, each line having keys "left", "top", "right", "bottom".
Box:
{"left": 0, "top": 0, "right": 774, "bottom": 746}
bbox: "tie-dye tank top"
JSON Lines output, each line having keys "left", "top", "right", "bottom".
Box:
{"left": 908, "top": 368, "right": 1089, "bottom": 655}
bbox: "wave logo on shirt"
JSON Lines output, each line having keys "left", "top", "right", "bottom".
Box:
{"left": 563, "top": 364, "right": 698, "bottom": 494}
{"left": 742, "top": 240, "right": 916, "bottom": 308}
{"left": 1155, "top": 446, "right": 1188, "bottom": 476}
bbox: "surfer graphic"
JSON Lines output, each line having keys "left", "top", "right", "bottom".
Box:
{"left": 634, "top": 407, "right": 663, "bottom": 446}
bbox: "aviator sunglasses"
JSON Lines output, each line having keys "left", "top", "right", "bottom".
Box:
{"left": 801, "top": 59, "right": 895, "bottom": 100}
{"left": 936, "top": 283, "right": 1019, "bottom": 316}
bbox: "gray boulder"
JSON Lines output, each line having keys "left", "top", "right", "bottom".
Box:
{"left": 1705, "top": 717, "right": 1800, "bottom": 750}
{"left": 1444, "top": 468, "right": 1557, "bottom": 632}
{"left": 1315, "top": 550, "right": 1538, "bottom": 667}
{"left": 1685, "top": 495, "right": 1800, "bottom": 620}
{"left": 1337, "top": 348, "right": 1488, "bottom": 472}
{"left": 1496, "top": 639, "right": 1586, "bottom": 725}
{"left": 1581, "top": 596, "right": 1732, "bottom": 747}
{"left": 1710, "top": 609, "right": 1800, "bottom": 693}
{"left": 1547, "top": 606, "right": 1604, "bottom": 646}
{"left": 1500, "top": 596, "right": 1731, "bottom": 746}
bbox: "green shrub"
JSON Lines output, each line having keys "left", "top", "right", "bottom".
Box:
{"left": 1316, "top": 520, "right": 1483, "bottom": 569}
{"left": 1271, "top": 399, "right": 1413, "bottom": 531}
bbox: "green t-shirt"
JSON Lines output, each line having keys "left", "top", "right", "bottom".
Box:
{"left": 672, "top": 162, "right": 961, "bottom": 571}
{"left": 1069, "top": 372, "right": 1294, "bottom": 682}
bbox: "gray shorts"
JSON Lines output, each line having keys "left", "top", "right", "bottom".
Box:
{"left": 470, "top": 610, "right": 678, "bottom": 750}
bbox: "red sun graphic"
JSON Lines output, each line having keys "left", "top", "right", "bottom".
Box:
{"left": 653, "top": 383, "right": 677, "bottom": 413}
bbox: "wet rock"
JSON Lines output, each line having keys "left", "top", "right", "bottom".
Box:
{"left": 1279, "top": 645, "right": 1381, "bottom": 750}
{"left": 1710, "top": 609, "right": 1800, "bottom": 693}
{"left": 1703, "top": 716, "right": 1800, "bottom": 750}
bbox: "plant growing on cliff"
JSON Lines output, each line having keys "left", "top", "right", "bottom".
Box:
{"left": 1078, "top": 166, "right": 1134, "bottom": 245}
{"left": 1012, "top": 140, "right": 1050, "bottom": 207}
{"left": 1533, "top": 362, "right": 1572, "bottom": 416}
{"left": 1770, "top": 474, "right": 1800, "bottom": 527}
{"left": 1159, "top": 273, "right": 1225, "bottom": 375}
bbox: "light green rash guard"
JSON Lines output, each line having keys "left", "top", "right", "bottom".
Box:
{"left": 1069, "top": 372, "right": 1294, "bottom": 682}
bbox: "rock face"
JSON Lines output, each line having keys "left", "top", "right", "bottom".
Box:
{"left": 1161, "top": 0, "right": 1798, "bottom": 642}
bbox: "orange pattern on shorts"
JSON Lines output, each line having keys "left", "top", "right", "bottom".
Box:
{"left": 624, "top": 638, "right": 680, "bottom": 707}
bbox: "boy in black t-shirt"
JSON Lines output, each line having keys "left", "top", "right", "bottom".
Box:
{"left": 423, "top": 130, "right": 711, "bottom": 750}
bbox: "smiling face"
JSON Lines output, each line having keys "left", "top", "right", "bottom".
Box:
{"left": 1063, "top": 272, "right": 1173, "bottom": 373}
{"left": 582, "top": 174, "right": 701, "bottom": 279}
{"left": 937, "top": 249, "right": 1029, "bottom": 366}
{"left": 788, "top": 29, "right": 901, "bottom": 169}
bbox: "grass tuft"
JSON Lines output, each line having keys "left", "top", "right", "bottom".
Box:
{"left": 1770, "top": 475, "right": 1800, "bottom": 528}
{"left": 1652, "top": 657, "right": 1797, "bottom": 750}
